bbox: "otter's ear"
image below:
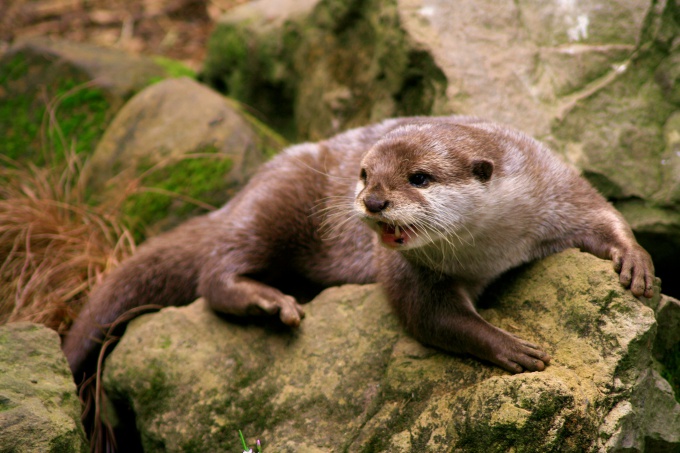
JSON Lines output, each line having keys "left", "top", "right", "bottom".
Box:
{"left": 472, "top": 159, "right": 494, "bottom": 182}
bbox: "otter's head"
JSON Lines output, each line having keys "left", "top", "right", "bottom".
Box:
{"left": 355, "top": 123, "right": 498, "bottom": 250}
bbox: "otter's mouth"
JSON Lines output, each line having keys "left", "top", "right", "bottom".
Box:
{"left": 376, "top": 222, "right": 416, "bottom": 248}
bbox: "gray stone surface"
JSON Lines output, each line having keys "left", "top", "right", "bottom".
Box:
{"left": 0, "top": 322, "right": 86, "bottom": 453}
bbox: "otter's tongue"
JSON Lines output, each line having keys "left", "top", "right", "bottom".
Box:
{"left": 380, "top": 223, "right": 412, "bottom": 247}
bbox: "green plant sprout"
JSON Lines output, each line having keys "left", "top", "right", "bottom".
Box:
{"left": 238, "top": 430, "right": 262, "bottom": 453}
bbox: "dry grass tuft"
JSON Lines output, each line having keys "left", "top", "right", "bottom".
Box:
{"left": 0, "top": 149, "right": 136, "bottom": 333}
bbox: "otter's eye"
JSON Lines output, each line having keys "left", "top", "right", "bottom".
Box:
{"left": 409, "top": 173, "right": 431, "bottom": 188}
{"left": 360, "top": 168, "right": 367, "bottom": 182}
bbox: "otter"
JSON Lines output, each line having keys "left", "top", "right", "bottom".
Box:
{"left": 63, "top": 115, "right": 655, "bottom": 379}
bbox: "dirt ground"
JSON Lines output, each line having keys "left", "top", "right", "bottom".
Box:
{"left": 0, "top": 0, "right": 247, "bottom": 71}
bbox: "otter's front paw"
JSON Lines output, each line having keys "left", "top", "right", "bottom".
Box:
{"left": 204, "top": 276, "right": 305, "bottom": 327}
{"left": 248, "top": 292, "right": 306, "bottom": 327}
{"left": 613, "top": 245, "right": 655, "bottom": 299}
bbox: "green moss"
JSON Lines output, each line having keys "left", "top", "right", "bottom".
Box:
{"left": 614, "top": 321, "right": 657, "bottom": 384}
{"left": 48, "top": 430, "right": 85, "bottom": 453}
{"left": 0, "top": 51, "right": 191, "bottom": 169}
{"left": 299, "top": 0, "right": 446, "bottom": 137}
{"left": 455, "top": 392, "right": 594, "bottom": 453}
{"left": 0, "top": 395, "right": 16, "bottom": 412}
{"left": 393, "top": 50, "right": 448, "bottom": 117}
{"left": 159, "top": 336, "right": 172, "bottom": 349}
{"left": 204, "top": 24, "right": 297, "bottom": 140}
{"left": 152, "top": 57, "right": 196, "bottom": 80}
{"left": 0, "top": 53, "right": 30, "bottom": 82}
{"left": 121, "top": 147, "right": 233, "bottom": 239}
{"left": 135, "top": 362, "right": 174, "bottom": 416}
{"left": 596, "top": 290, "right": 618, "bottom": 315}
{"left": 182, "top": 377, "right": 280, "bottom": 451}
{"left": 356, "top": 382, "right": 435, "bottom": 452}
{"left": 564, "top": 305, "right": 596, "bottom": 338}
{"left": 550, "top": 0, "right": 680, "bottom": 204}
{"left": 203, "top": 25, "right": 250, "bottom": 93}
{"left": 0, "top": 56, "right": 40, "bottom": 161}
{"left": 0, "top": 54, "right": 112, "bottom": 166}
{"left": 118, "top": 108, "right": 284, "bottom": 241}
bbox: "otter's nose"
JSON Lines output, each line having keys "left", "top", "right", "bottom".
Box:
{"left": 364, "top": 194, "right": 389, "bottom": 213}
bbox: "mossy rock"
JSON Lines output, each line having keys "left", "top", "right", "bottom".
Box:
{"left": 104, "top": 250, "right": 680, "bottom": 451}
{"left": 0, "top": 322, "right": 86, "bottom": 452}
{"left": 0, "top": 37, "right": 191, "bottom": 166}
{"left": 86, "top": 77, "right": 286, "bottom": 238}
{"left": 202, "top": 0, "right": 446, "bottom": 141}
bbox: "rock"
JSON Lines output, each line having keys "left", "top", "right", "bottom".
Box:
{"left": 86, "top": 76, "right": 286, "bottom": 235}
{"left": 653, "top": 295, "right": 680, "bottom": 401}
{"left": 0, "top": 322, "right": 86, "bottom": 453}
{"left": 655, "top": 295, "right": 680, "bottom": 358}
{"left": 0, "top": 37, "right": 178, "bottom": 165}
{"left": 202, "top": 0, "right": 446, "bottom": 141}
{"left": 203, "top": 0, "right": 678, "bottom": 151}
{"left": 103, "top": 250, "right": 680, "bottom": 452}
{"left": 202, "top": 0, "right": 680, "bottom": 298}
{"left": 601, "top": 368, "right": 680, "bottom": 452}
{"left": 8, "top": 37, "right": 175, "bottom": 100}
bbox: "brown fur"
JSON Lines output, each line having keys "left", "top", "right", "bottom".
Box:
{"left": 63, "top": 115, "right": 654, "bottom": 379}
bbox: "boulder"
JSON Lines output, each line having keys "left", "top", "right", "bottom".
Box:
{"left": 0, "top": 322, "right": 86, "bottom": 452}
{"left": 85, "top": 77, "right": 286, "bottom": 235}
{"left": 0, "top": 37, "right": 178, "bottom": 165}
{"left": 202, "top": 0, "right": 680, "bottom": 296}
{"left": 103, "top": 250, "right": 680, "bottom": 452}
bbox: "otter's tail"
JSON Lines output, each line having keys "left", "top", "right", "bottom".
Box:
{"left": 62, "top": 217, "right": 207, "bottom": 381}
